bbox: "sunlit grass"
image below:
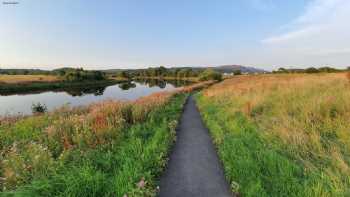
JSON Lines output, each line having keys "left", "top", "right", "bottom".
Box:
{"left": 196, "top": 73, "right": 350, "bottom": 196}
{"left": 0, "top": 75, "right": 59, "bottom": 84}
{"left": 0, "top": 81, "right": 214, "bottom": 196}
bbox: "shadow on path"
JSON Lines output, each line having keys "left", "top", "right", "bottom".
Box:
{"left": 159, "top": 96, "right": 232, "bottom": 197}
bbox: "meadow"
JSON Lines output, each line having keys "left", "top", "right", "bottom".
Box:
{"left": 196, "top": 73, "right": 350, "bottom": 196}
{"left": 0, "top": 75, "right": 59, "bottom": 84}
{"left": 0, "top": 81, "right": 214, "bottom": 196}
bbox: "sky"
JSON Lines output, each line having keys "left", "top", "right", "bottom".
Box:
{"left": 0, "top": 0, "right": 349, "bottom": 70}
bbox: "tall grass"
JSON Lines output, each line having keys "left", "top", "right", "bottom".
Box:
{"left": 196, "top": 73, "right": 350, "bottom": 196}
{"left": 0, "top": 80, "right": 213, "bottom": 196}
{"left": 0, "top": 91, "right": 183, "bottom": 196}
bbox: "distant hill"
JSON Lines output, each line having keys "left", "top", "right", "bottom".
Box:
{"left": 193, "top": 65, "right": 266, "bottom": 73}
{"left": 102, "top": 65, "right": 266, "bottom": 74}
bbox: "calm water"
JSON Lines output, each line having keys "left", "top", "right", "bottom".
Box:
{"left": 0, "top": 80, "right": 191, "bottom": 116}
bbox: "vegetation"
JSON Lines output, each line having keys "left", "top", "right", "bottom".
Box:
{"left": 0, "top": 69, "right": 51, "bottom": 75}
{"left": 196, "top": 73, "right": 350, "bottom": 196}
{"left": 198, "top": 69, "right": 222, "bottom": 81}
{"left": 273, "top": 66, "right": 347, "bottom": 74}
{"left": 55, "top": 68, "right": 106, "bottom": 82}
{"left": 233, "top": 70, "right": 242, "bottom": 75}
{"left": 0, "top": 81, "right": 215, "bottom": 196}
{"left": 0, "top": 75, "right": 59, "bottom": 84}
{"left": 0, "top": 92, "right": 186, "bottom": 196}
{"left": 131, "top": 67, "right": 199, "bottom": 79}
{"left": 31, "top": 103, "right": 47, "bottom": 114}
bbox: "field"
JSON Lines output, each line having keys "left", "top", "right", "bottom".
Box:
{"left": 0, "top": 75, "right": 59, "bottom": 84}
{"left": 196, "top": 73, "right": 350, "bottom": 196}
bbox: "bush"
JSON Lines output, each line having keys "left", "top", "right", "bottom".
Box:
{"left": 233, "top": 70, "right": 242, "bottom": 75}
{"left": 198, "top": 69, "right": 222, "bottom": 81}
{"left": 61, "top": 68, "right": 106, "bottom": 82}
{"left": 31, "top": 103, "right": 47, "bottom": 114}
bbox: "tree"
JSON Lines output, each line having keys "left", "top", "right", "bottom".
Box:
{"left": 198, "top": 69, "right": 222, "bottom": 81}
{"left": 233, "top": 70, "right": 242, "bottom": 75}
{"left": 305, "top": 67, "right": 319, "bottom": 73}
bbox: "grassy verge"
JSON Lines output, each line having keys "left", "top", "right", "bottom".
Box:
{"left": 196, "top": 73, "right": 350, "bottom": 196}
{"left": 0, "top": 91, "right": 187, "bottom": 196}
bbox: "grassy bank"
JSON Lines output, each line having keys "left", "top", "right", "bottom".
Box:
{"left": 0, "top": 75, "right": 59, "bottom": 84}
{"left": 0, "top": 81, "right": 215, "bottom": 196}
{"left": 196, "top": 73, "right": 350, "bottom": 196}
{"left": 0, "top": 80, "right": 120, "bottom": 95}
{"left": 0, "top": 91, "right": 187, "bottom": 196}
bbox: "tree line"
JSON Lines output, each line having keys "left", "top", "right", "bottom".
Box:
{"left": 112, "top": 66, "right": 222, "bottom": 81}
{"left": 273, "top": 66, "right": 350, "bottom": 74}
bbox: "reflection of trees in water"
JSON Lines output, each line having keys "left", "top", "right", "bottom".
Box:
{"left": 134, "top": 79, "right": 192, "bottom": 88}
{"left": 118, "top": 82, "right": 137, "bottom": 90}
{"left": 0, "top": 79, "right": 192, "bottom": 97}
{"left": 64, "top": 86, "right": 107, "bottom": 96}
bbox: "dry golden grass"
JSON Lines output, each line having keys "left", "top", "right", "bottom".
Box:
{"left": 202, "top": 73, "right": 350, "bottom": 187}
{"left": 0, "top": 75, "right": 59, "bottom": 84}
{"left": 198, "top": 73, "right": 350, "bottom": 196}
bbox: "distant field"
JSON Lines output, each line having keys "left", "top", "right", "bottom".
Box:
{"left": 0, "top": 75, "right": 60, "bottom": 84}
{"left": 196, "top": 73, "right": 350, "bottom": 196}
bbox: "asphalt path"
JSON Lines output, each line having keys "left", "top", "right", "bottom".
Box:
{"left": 158, "top": 96, "right": 232, "bottom": 197}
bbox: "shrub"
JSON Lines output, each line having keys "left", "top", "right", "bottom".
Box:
{"left": 31, "top": 103, "right": 47, "bottom": 114}
{"left": 198, "top": 69, "right": 222, "bottom": 81}
{"left": 233, "top": 70, "right": 242, "bottom": 75}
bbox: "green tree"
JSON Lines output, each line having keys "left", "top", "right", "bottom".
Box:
{"left": 198, "top": 69, "right": 222, "bottom": 81}
{"left": 233, "top": 70, "right": 242, "bottom": 75}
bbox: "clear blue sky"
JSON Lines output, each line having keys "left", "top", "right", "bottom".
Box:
{"left": 0, "top": 0, "right": 349, "bottom": 70}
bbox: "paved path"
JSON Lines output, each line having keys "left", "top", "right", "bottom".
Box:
{"left": 159, "top": 96, "right": 232, "bottom": 197}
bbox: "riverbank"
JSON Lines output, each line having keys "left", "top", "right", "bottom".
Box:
{"left": 0, "top": 81, "right": 215, "bottom": 196}
{"left": 196, "top": 73, "right": 350, "bottom": 196}
{"left": 0, "top": 79, "right": 124, "bottom": 95}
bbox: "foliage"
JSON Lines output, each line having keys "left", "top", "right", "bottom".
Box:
{"left": 59, "top": 68, "right": 106, "bottom": 82}
{"left": 233, "top": 70, "right": 242, "bottom": 75}
{"left": 133, "top": 67, "right": 199, "bottom": 79}
{"left": 273, "top": 66, "right": 345, "bottom": 74}
{"left": 196, "top": 73, "right": 350, "bottom": 196}
{"left": 31, "top": 103, "right": 47, "bottom": 114}
{"left": 198, "top": 69, "right": 222, "bottom": 81}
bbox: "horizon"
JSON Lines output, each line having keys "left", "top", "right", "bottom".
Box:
{"left": 1, "top": 0, "right": 349, "bottom": 70}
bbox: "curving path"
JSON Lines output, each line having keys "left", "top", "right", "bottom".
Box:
{"left": 158, "top": 96, "right": 232, "bottom": 197}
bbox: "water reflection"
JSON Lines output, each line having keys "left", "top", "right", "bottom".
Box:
{"left": 0, "top": 80, "right": 193, "bottom": 116}
{"left": 118, "top": 82, "right": 137, "bottom": 90}
{"left": 135, "top": 79, "right": 192, "bottom": 88}
{"left": 0, "top": 80, "right": 193, "bottom": 96}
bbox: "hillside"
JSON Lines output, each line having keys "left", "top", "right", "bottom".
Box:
{"left": 103, "top": 65, "right": 266, "bottom": 74}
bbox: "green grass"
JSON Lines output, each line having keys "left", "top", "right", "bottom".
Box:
{"left": 1, "top": 93, "right": 187, "bottom": 197}
{"left": 195, "top": 73, "right": 350, "bottom": 197}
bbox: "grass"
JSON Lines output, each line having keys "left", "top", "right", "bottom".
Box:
{"left": 0, "top": 91, "right": 187, "bottom": 196}
{"left": 0, "top": 75, "right": 59, "bottom": 84}
{"left": 0, "top": 81, "right": 215, "bottom": 196}
{"left": 196, "top": 73, "right": 350, "bottom": 196}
